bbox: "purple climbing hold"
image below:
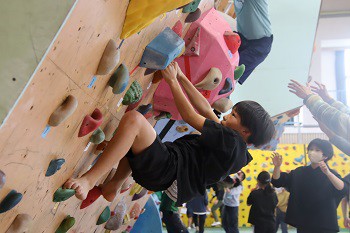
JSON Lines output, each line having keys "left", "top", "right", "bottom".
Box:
{"left": 132, "top": 188, "right": 147, "bottom": 201}
{"left": 0, "top": 170, "right": 5, "bottom": 189}
{"left": 218, "top": 78, "right": 233, "bottom": 95}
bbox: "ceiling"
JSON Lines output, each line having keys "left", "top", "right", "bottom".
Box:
{"left": 321, "top": 0, "right": 350, "bottom": 13}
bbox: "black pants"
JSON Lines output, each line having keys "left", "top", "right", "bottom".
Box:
{"left": 297, "top": 229, "right": 337, "bottom": 233}
{"left": 254, "top": 223, "right": 275, "bottom": 233}
{"left": 162, "top": 211, "right": 189, "bottom": 233}
{"left": 193, "top": 214, "right": 206, "bottom": 233}
{"left": 222, "top": 205, "right": 239, "bottom": 233}
{"left": 275, "top": 209, "right": 288, "bottom": 233}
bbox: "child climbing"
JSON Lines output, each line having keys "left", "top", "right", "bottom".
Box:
{"left": 247, "top": 171, "right": 278, "bottom": 233}
{"left": 271, "top": 138, "right": 348, "bottom": 233}
{"left": 63, "top": 61, "right": 275, "bottom": 206}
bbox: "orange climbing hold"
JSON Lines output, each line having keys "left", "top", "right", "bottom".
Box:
{"left": 223, "top": 31, "right": 241, "bottom": 55}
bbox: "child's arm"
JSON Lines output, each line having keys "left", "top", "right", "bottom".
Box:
{"left": 161, "top": 62, "right": 206, "bottom": 131}
{"left": 175, "top": 62, "right": 220, "bottom": 123}
{"left": 341, "top": 198, "right": 350, "bottom": 229}
{"left": 319, "top": 161, "right": 344, "bottom": 190}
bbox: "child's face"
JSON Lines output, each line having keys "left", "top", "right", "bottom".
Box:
{"left": 221, "top": 109, "right": 251, "bottom": 140}
{"left": 307, "top": 145, "right": 326, "bottom": 164}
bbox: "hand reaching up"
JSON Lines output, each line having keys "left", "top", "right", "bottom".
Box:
{"left": 161, "top": 62, "right": 178, "bottom": 85}
{"left": 288, "top": 79, "right": 313, "bottom": 99}
{"left": 271, "top": 152, "right": 283, "bottom": 167}
{"left": 310, "top": 81, "right": 332, "bottom": 103}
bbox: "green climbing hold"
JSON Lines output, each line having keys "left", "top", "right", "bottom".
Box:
{"left": 122, "top": 81, "right": 143, "bottom": 105}
{"left": 154, "top": 112, "right": 172, "bottom": 120}
{"left": 55, "top": 215, "right": 75, "bottom": 233}
{"left": 234, "top": 64, "right": 245, "bottom": 81}
{"left": 89, "top": 128, "right": 105, "bottom": 144}
{"left": 108, "top": 63, "right": 130, "bottom": 94}
{"left": 182, "top": 0, "right": 202, "bottom": 13}
{"left": 97, "top": 206, "right": 111, "bottom": 225}
{"left": 53, "top": 188, "right": 75, "bottom": 202}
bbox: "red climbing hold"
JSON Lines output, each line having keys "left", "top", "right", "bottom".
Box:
{"left": 172, "top": 20, "right": 183, "bottom": 37}
{"left": 80, "top": 186, "right": 102, "bottom": 209}
{"left": 223, "top": 31, "right": 241, "bottom": 54}
{"left": 78, "top": 108, "right": 103, "bottom": 137}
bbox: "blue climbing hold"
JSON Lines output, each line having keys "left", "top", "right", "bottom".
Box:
{"left": 45, "top": 159, "right": 66, "bottom": 177}
{"left": 219, "top": 78, "right": 233, "bottom": 95}
{"left": 0, "top": 190, "right": 23, "bottom": 213}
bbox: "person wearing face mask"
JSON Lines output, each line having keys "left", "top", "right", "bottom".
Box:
{"left": 271, "top": 138, "right": 348, "bottom": 233}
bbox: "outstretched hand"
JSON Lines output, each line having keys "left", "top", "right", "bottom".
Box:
{"left": 161, "top": 62, "right": 178, "bottom": 85}
{"left": 288, "top": 79, "right": 313, "bottom": 99}
{"left": 310, "top": 81, "right": 332, "bottom": 102}
{"left": 271, "top": 152, "right": 283, "bottom": 167}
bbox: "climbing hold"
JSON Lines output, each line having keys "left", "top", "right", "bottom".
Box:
{"left": 152, "top": 71, "right": 163, "bottom": 84}
{"left": 78, "top": 108, "right": 103, "bottom": 137}
{"left": 218, "top": 78, "right": 233, "bottom": 95}
{"left": 5, "top": 214, "right": 32, "bottom": 233}
{"left": 139, "top": 27, "right": 185, "bottom": 70}
{"left": 176, "top": 125, "right": 189, "bottom": 133}
{"left": 194, "top": 67, "right": 222, "bottom": 90}
{"left": 105, "top": 201, "right": 127, "bottom": 230}
{"left": 224, "top": 31, "right": 241, "bottom": 55}
{"left": 95, "top": 140, "right": 108, "bottom": 154}
{"left": 185, "top": 8, "right": 202, "bottom": 23}
{"left": 184, "top": 27, "right": 201, "bottom": 57}
{"left": 97, "top": 206, "right": 111, "bottom": 225}
{"left": 182, "top": 0, "right": 202, "bottom": 13}
{"left": 89, "top": 128, "right": 105, "bottom": 144}
{"left": 129, "top": 203, "right": 141, "bottom": 220}
{"left": 132, "top": 188, "right": 147, "bottom": 201}
{"left": 108, "top": 63, "right": 130, "bottom": 94}
{"left": 53, "top": 187, "right": 75, "bottom": 202}
{"left": 121, "top": 0, "right": 192, "bottom": 39}
{"left": 144, "top": 68, "right": 157, "bottom": 76}
{"left": 96, "top": 39, "right": 120, "bottom": 75}
{"left": 0, "top": 190, "right": 22, "bottom": 214}
{"left": 48, "top": 95, "right": 78, "bottom": 127}
{"left": 104, "top": 120, "right": 117, "bottom": 141}
{"left": 234, "top": 64, "right": 245, "bottom": 81}
{"left": 45, "top": 159, "right": 66, "bottom": 177}
{"left": 120, "top": 177, "right": 133, "bottom": 194}
{"left": 55, "top": 215, "right": 75, "bottom": 233}
{"left": 154, "top": 112, "right": 172, "bottom": 120}
{"left": 129, "top": 183, "right": 143, "bottom": 196}
{"left": 172, "top": 20, "right": 183, "bottom": 37}
{"left": 122, "top": 81, "right": 143, "bottom": 105}
{"left": 212, "top": 98, "right": 233, "bottom": 113}
{"left": 137, "top": 104, "right": 152, "bottom": 115}
{"left": 80, "top": 186, "right": 102, "bottom": 209}
{"left": 123, "top": 213, "right": 130, "bottom": 224}
{"left": 0, "top": 170, "right": 5, "bottom": 189}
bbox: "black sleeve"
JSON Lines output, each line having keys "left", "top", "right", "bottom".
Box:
{"left": 204, "top": 192, "right": 209, "bottom": 206}
{"left": 247, "top": 191, "right": 255, "bottom": 206}
{"left": 273, "top": 192, "right": 278, "bottom": 208}
{"left": 199, "top": 119, "right": 241, "bottom": 151}
{"left": 271, "top": 172, "right": 292, "bottom": 190}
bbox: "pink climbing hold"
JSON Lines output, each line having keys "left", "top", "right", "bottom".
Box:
{"left": 172, "top": 20, "right": 183, "bottom": 37}
{"left": 78, "top": 108, "right": 103, "bottom": 137}
{"left": 184, "top": 27, "right": 201, "bottom": 57}
{"left": 224, "top": 31, "right": 241, "bottom": 54}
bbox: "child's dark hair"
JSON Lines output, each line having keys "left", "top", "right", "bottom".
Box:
{"left": 240, "top": 171, "right": 246, "bottom": 181}
{"left": 233, "top": 101, "right": 274, "bottom": 147}
{"left": 257, "top": 171, "right": 274, "bottom": 194}
{"left": 307, "top": 138, "right": 334, "bottom": 162}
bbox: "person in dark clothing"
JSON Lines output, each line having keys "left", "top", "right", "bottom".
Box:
{"left": 271, "top": 138, "right": 348, "bottom": 233}
{"left": 160, "top": 192, "right": 189, "bottom": 233}
{"left": 208, "top": 183, "right": 225, "bottom": 226}
{"left": 187, "top": 191, "right": 209, "bottom": 233}
{"left": 63, "top": 62, "right": 274, "bottom": 208}
{"left": 247, "top": 171, "right": 278, "bottom": 233}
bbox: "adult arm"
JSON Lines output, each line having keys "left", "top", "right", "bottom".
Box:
{"left": 319, "top": 161, "right": 344, "bottom": 190}
{"left": 341, "top": 198, "right": 350, "bottom": 229}
{"left": 247, "top": 192, "right": 254, "bottom": 206}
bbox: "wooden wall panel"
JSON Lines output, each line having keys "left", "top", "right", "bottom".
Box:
{"left": 0, "top": 0, "right": 214, "bottom": 232}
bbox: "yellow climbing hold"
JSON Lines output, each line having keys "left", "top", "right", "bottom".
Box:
{"left": 121, "top": 0, "right": 193, "bottom": 39}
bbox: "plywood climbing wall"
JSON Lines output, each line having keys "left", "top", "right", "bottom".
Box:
{"left": 0, "top": 0, "right": 214, "bottom": 232}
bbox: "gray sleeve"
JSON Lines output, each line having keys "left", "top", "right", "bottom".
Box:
{"left": 330, "top": 135, "right": 350, "bottom": 156}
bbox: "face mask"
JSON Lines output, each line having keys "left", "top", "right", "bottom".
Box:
{"left": 275, "top": 187, "right": 283, "bottom": 194}
{"left": 308, "top": 151, "right": 324, "bottom": 163}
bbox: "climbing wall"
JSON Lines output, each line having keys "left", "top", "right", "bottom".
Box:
{"left": 0, "top": 0, "right": 214, "bottom": 232}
